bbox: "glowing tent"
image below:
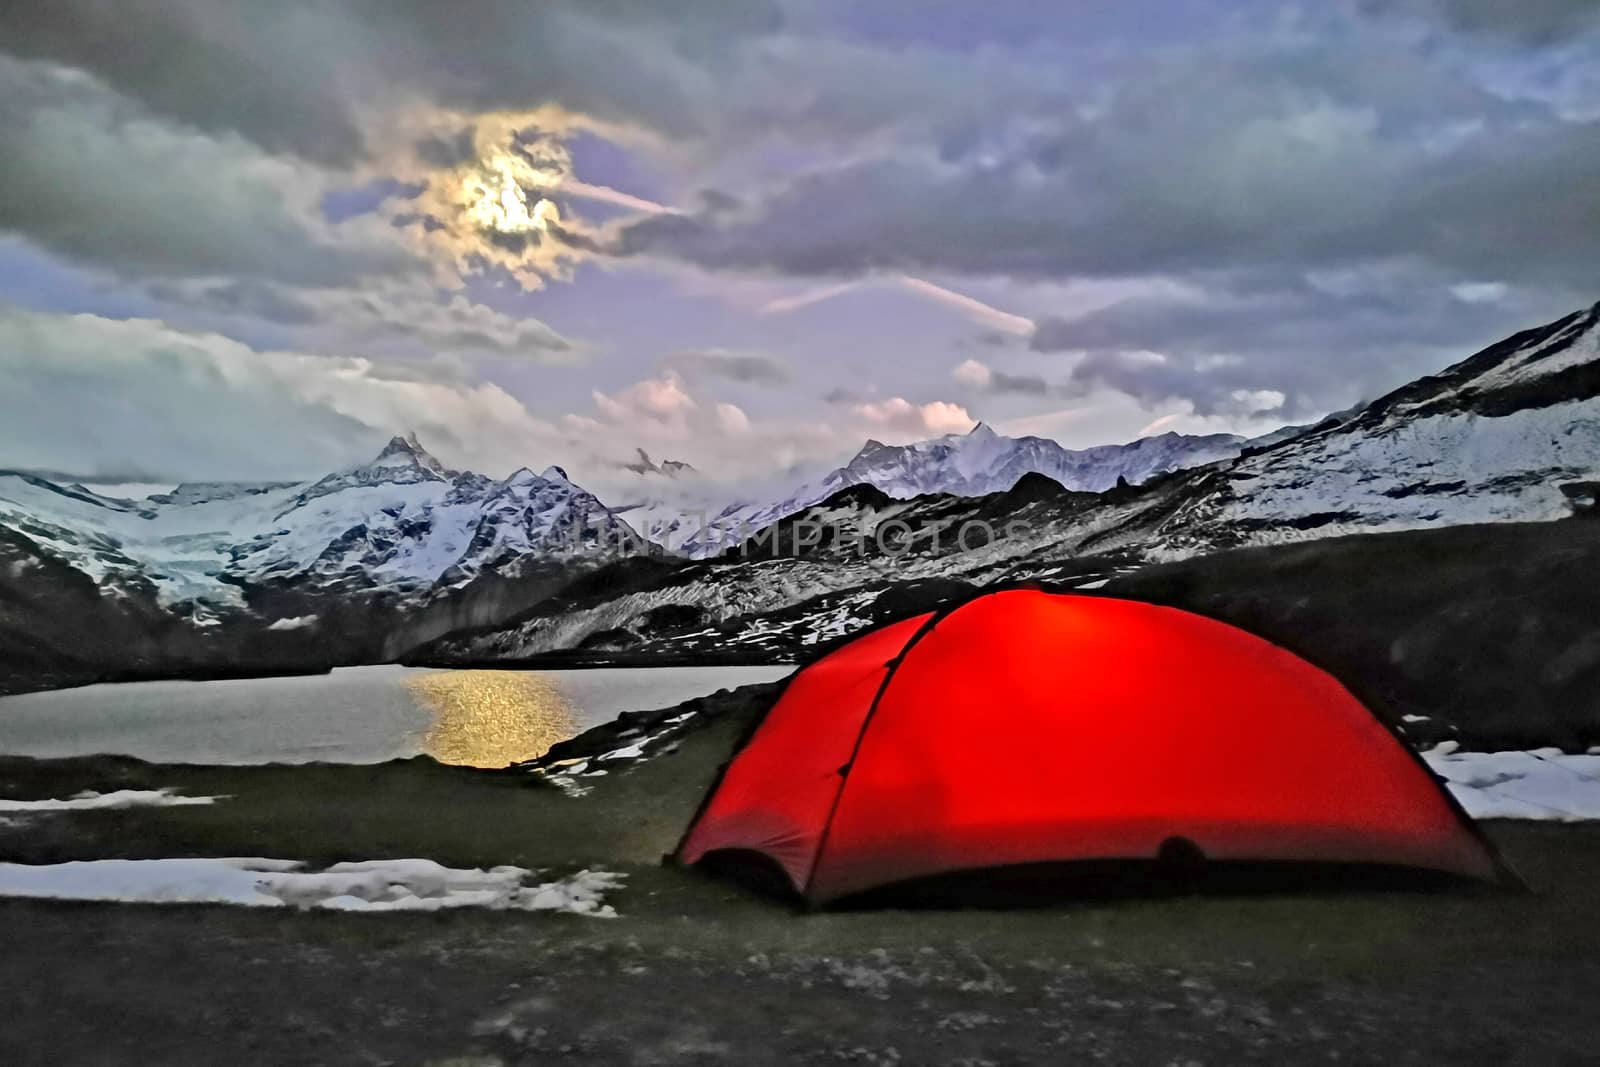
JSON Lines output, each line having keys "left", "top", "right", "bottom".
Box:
{"left": 677, "top": 589, "right": 1510, "bottom": 904}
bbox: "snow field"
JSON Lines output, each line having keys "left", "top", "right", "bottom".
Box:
{"left": 0, "top": 857, "right": 625, "bottom": 915}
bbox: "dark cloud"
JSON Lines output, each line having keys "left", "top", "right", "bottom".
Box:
{"left": 3, "top": 0, "right": 1599, "bottom": 456}
{"left": 1062, "top": 348, "right": 1297, "bottom": 417}
{"left": 320, "top": 179, "right": 425, "bottom": 223}
{"left": 391, "top": 213, "right": 449, "bottom": 234}
{"left": 614, "top": 38, "right": 1600, "bottom": 295}
{"left": 10, "top": 1, "right": 1597, "bottom": 296}
{"left": 145, "top": 280, "right": 322, "bottom": 326}
{"left": 28, "top": 1, "right": 1592, "bottom": 308}
{"left": 0, "top": 1, "right": 369, "bottom": 166}
{"left": 544, "top": 221, "right": 607, "bottom": 255}
{"left": 484, "top": 229, "right": 531, "bottom": 255}
{"left": 0, "top": 58, "right": 409, "bottom": 286}
{"left": 1031, "top": 277, "right": 1584, "bottom": 415}
{"left": 415, "top": 128, "right": 479, "bottom": 169}
{"left": 511, "top": 129, "right": 571, "bottom": 171}
{"left": 697, "top": 188, "right": 743, "bottom": 214}
{"left": 0, "top": 1, "right": 786, "bottom": 166}
{"left": 146, "top": 279, "right": 576, "bottom": 361}
{"left": 1362, "top": 0, "right": 1600, "bottom": 44}
{"left": 951, "top": 357, "right": 1049, "bottom": 397}
{"left": 663, "top": 348, "right": 791, "bottom": 385}
{"left": 613, "top": 211, "right": 712, "bottom": 257}
{"left": 0, "top": 0, "right": 1075, "bottom": 197}
{"left": 988, "top": 371, "right": 1048, "bottom": 396}
{"left": 1031, "top": 282, "right": 1507, "bottom": 359}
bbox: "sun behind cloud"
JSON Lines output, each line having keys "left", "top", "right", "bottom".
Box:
{"left": 380, "top": 108, "right": 600, "bottom": 290}
{"left": 463, "top": 152, "right": 559, "bottom": 236}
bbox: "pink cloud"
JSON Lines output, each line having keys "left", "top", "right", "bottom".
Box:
{"left": 851, "top": 396, "right": 975, "bottom": 437}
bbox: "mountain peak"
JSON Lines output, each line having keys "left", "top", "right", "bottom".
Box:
{"left": 623, "top": 448, "right": 656, "bottom": 475}
{"left": 371, "top": 432, "right": 447, "bottom": 476}
{"left": 850, "top": 438, "right": 890, "bottom": 463}
{"left": 540, "top": 464, "right": 571, "bottom": 483}
{"left": 376, "top": 431, "right": 421, "bottom": 456}
{"left": 624, "top": 448, "right": 696, "bottom": 478}
{"left": 502, "top": 466, "right": 540, "bottom": 486}
{"left": 967, "top": 421, "right": 997, "bottom": 440}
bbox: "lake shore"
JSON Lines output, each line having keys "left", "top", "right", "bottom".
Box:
{"left": 0, "top": 651, "right": 801, "bottom": 701}
{"left": 4, "top": 682, "right": 1600, "bottom": 1063}
{"left": 0, "top": 660, "right": 339, "bottom": 700}
{"left": 0, "top": 666, "right": 793, "bottom": 766}
{"left": 403, "top": 648, "right": 803, "bottom": 671}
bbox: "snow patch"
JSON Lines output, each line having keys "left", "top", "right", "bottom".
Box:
{"left": 0, "top": 857, "right": 625, "bottom": 915}
{"left": 1427, "top": 745, "right": 1600, "bottom": 821}
{"left": 0, "top": 788, "right": 223, "bottom": 812}
{"left": 1424, "top": 311, "right": 1599, "bottom": 400}
{"left": 531, "top": 710, "right": 706, "bottom": 796}
{"left": 266, "top": 614, "right": 318, "bottom": 631}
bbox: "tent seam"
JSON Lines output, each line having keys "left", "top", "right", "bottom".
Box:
{"left": 801, "top": 586, "right": 1041, "bottom": 900}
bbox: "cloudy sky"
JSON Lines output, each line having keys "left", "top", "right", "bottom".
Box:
{"left": 1, "top": 1, "right": 1597, "bottom": 499}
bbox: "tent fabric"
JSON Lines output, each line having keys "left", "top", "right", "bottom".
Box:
{"left": 677, "top": 589, "right": 1505, "bottom": 903}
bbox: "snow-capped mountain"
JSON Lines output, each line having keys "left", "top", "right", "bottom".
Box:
{"left": 660, "top": 423, "right": 1247, "bottom": 556}
{"left": 290, "top": 430, "right": 452, "bottom": 504}
{"left": 9, "top": 300, "right": 1600, "bottom": 695}
{"left": 0, "top": 435, "right": 648, "bottom": 618}
{"left": 420, "top": 299, "right": 1600, "bottom": 666}
{"left": 842, "top": 422, "right": 1245, "bottom": 495}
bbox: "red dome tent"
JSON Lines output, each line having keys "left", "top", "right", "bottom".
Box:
{"left": 677, "top": 589, "right": 1510, "bottom": 904}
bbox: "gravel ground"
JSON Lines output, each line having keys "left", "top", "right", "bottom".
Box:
{"left": 2, "top": 684, "right": 1598, "bottom": 1065}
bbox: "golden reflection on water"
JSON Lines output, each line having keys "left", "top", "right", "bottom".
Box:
{"left": 405, "top": 670, "right": 580, "bottom": 767}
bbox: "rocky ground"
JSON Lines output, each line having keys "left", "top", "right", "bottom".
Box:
{"left": 1103, "top": 518, "right": 1600, "bottom": 750}
{"left": 2, "top": 684, "right": 1600, "bottom": 1065}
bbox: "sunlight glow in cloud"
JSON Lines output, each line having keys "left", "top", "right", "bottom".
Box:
{"left": 952, "top": 358, "right": 994, "bottom": 388}
{"left": 400, "top": 112, "right": 673, "bottom": 290}
{"left": 852, "top": 396, "right": 975, "bottom": 437}
{"left": 1135, "top": 412, "right": 1183, "bottom": 437}
{"left": 464, "top": 153, "right": 559, "bottom": 234}
{"left": 388, "top": 109, "right": 597, "bottom": 289}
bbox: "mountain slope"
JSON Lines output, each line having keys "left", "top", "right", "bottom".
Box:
{"left": 1140, "top": 300, "right": 1600, "bottom": 559}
